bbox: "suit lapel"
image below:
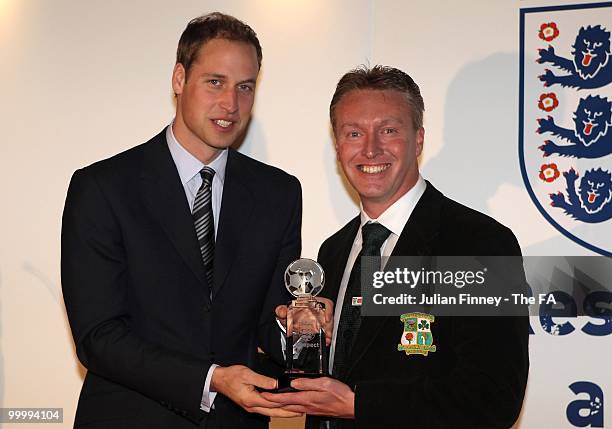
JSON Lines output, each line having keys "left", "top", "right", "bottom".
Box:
{"left": 345, "top": 182, "right": 443, "bottom": 377}
{"left": 212, "top": 150, "right": 254, "bottom": 297}
{"left": 322, "top": 217, "right": 360, "bottom": 303}
{"left": 140, "top": 132, "right": 211, "bottom": 302}
{"left": 321, "top": 217, "right": 358, "bottom": 376}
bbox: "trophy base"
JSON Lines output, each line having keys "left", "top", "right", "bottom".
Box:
{"left": 277, "top": 372, "right": 325, "bottom": 393}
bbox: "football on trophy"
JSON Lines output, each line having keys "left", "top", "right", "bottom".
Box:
{"left": 284, "top": 258, "right": 324, "bottom": 297}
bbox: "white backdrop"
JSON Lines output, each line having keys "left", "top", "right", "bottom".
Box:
{"left": 0, "top": 1, "right": 609, "bottom": 428}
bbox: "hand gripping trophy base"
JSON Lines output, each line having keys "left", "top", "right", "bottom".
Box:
{"left": 277, "top": 369, "right": 326, "bottom": 393}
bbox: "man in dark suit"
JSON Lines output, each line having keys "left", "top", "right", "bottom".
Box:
{"left": 61, "top": 13, "right": 302, "bottom": 428}
{"left": 264, "top": 66, "right": 529, "bottom": 428}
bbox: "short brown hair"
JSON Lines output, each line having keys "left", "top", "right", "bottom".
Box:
{"left": 176, "top": 12, "right": 262, "bottom": 76}
{"left": 329, "top": 65, "right": 425, "bottom": 131}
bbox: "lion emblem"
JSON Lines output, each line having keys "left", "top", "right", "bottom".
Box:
{"left": 550, "top": 168, "right": 612, "bottom": 222}
{"left": 538, "top": 25, "right": 611, "bottom": 89}
{"left": 537, "top": 95, "right": 612, "bottom": 158}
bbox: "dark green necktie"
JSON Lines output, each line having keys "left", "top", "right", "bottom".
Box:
{"left": 332, "top": 222, "right": 391, "bottom": 380}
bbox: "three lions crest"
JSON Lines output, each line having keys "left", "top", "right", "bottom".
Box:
{"left": 520, "top": 4, "right": 612, "bottom": 256}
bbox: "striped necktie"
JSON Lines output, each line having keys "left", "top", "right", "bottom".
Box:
{"left": 193, "top": 166, "right": 216, "bottom": 290}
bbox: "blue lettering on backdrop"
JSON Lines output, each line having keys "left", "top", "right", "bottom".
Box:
{"left": 567, "top": 381, "right": 604, "bottom": 428}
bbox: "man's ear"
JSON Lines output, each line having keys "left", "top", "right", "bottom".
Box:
{"left": 415, "top": 127, "right": 425, "bottom": 158}
{"left": 172, "top": 63, "right": 186, "bottom": 96}
{"left": 332, "top": 129, "right": 340, "bottom": 161}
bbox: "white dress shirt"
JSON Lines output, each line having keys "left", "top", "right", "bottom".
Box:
{"left": 328, "top": 176, "right": 427, "bottom": 373}
{"left": 166, "top": 123, "right": 227, "bottom": 412}
{"left": 166, "top": 124, "right": 226, "bottom": 236}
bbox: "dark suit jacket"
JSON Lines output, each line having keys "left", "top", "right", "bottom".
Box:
{"left": 61, "top": 130, "right": 301, "bottom": 428}
{"left": 309, "top": 182, "right": 529, "bottom": 429}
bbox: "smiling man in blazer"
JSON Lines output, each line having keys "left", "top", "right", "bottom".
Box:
{"left": 264, "top": 65, "right": 529, "bottom": 429}
{"left": 62, "top": 13, "right": 302, "bottom": 428}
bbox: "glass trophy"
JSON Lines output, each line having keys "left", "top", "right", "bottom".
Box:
{"left": 278, "top": 258, "right": 328, "bottom": 392}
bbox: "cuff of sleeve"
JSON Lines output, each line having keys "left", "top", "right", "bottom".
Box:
{"left": 200, "top": 363, "right": 219, "bottom": 412}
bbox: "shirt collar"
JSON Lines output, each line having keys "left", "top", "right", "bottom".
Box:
{"left": 166, "top": 123, "right": 228, "bottom": 185}
{"left": 359, "top": 175, "right": 427, "bottom": 236}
